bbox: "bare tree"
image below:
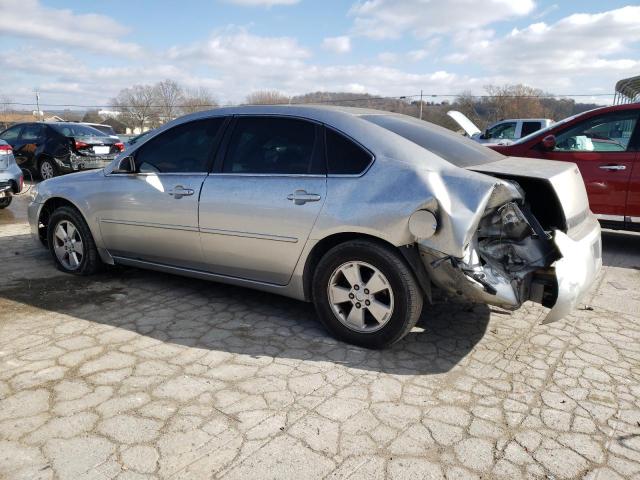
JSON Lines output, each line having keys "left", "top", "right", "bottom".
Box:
{"left": 111, "top": 84, "right": 157, "bottom": 131}
{"left": 483, "top": 84, "right": 549, "bottom": 122}
{"left": 245, "top": 90, "right": 290, "bottom": 105}
{"left": 82, "top": 110, "right": 104, "bottom": 124}
{"left": 154, "top": 79, "right": 184, "bottom": 122}
{"left": 0, "top": 95, "right": 13, "bottom": 130}
{"left": 181, "top": 87, "right": 218, "bottom": 114}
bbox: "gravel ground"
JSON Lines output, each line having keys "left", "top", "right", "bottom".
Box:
{"left": 1, "top": 188, "right": 640, "bottom": 480}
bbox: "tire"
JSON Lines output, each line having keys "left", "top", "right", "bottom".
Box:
{"left": 0, "top": 196, "right": 12, "bottom": 209}
{"left": 39, "top": 157, "right": 57, "bottom": 180}
{"left": 312, "top": 240, "right": 423, "bottom": 349}
{"left": 47, "top": 206, "right": 101, "bottom": 275}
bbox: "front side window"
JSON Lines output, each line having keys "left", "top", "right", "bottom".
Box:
{"left": 325, "top": 128, "right": 372, "bottom": 175}
{"left": 135, "top": 118, "right": 224, "bottom": 173}
{"left": 521, "top": 121, "right": 542, "bottom": 137}
{"left": 223, "top": 117, "right": 319, "bottom": 174}
{"left": 20, "top": 124, "right": 44, "bottom": 142}
{"left": 487, "top": 122, "right": 517, "bottom": 140}
{"left": 554, "top": 113, "right": 639, "bottom": 152}
{"left": 0, "top": 125, "right": 23, "bottom": 143}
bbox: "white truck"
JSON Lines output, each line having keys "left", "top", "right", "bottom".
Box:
{"left": 447, "top": 110, "right": 554, "bottom": 146}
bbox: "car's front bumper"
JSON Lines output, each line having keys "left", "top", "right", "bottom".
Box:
{"left": 28, "top": 200, "right": 44, "bottom": 241}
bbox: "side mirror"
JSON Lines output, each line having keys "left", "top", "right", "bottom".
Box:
{"left": 541, "top": 134, "right": 556, "bottom": 150}
{"left": 481, "top": 129, "right": 490, "bottom": 140}
{"left": 113, "top": 156, "right": 135, "bottom": 174}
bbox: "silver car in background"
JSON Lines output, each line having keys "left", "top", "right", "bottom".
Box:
{"left": 0, "top": 139, "right": 23, "bottom": 209}
{"left": 28, "top": 106, "right": 601, "bottom": 348}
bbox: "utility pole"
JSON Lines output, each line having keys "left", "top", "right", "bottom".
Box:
{"left": 34, "top": 90, "right": 42, "bottom": 121}
{"left": 419, "top": 89, "right": 423, "bottom": 120}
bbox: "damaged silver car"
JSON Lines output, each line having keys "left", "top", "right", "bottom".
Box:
{"left": 28, "top": 106, "right": 602, "bottom": 348}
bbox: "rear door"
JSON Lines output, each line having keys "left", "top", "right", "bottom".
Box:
{"left": 621, "top": 127, "right": 640, "bottom": 223}
{"left": 198, "top": 115, "right": 326, "bottom": 285}
{"left": 16, "top": 124, "right": 44, "bottom": 170}
{"left": 536, "top": 110, "right": 639, "bottom": 219}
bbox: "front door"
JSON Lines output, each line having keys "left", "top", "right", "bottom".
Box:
{"left": 199, "top": 116, "right": 326, "bottom": 285}
{"left": 538, "top": 110, "right": 640, "bottom": 219}
{"left": 97, "top": 117, "right": 226, "bottom": 269}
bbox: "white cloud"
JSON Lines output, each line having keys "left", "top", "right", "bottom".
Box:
{"left": 0, "top": 0, "right": 142, "bottom": 57}
{"left": 224, "top": 0, "right": 299, "bottom": 5}
{"left": 322, "top": 36, "right": 352, "bottom": 54}
{"left": 451, "top": 6, "right": 640, "bottom": 90}
{"left": 349, "top": 0, "right": 535, "bottom": 39}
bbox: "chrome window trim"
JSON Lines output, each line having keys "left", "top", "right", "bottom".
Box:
{"left": 106, "top": 172, "right": 208, "bottom": 177}
{"left": 595, "top": 214, "right": 625, "bottom": 222}
{"left": 627, "top": 216, "right": 640, "bottom": 223}
{"left": 208, "top": 172, "right": 325, "bottom": 178}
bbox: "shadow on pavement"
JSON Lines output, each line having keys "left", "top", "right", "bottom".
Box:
{"left": 0, "top": 229, "right": 491, "bottom": 375}
{"left": 601, "top": 230, "right": 640, "bottom": 269}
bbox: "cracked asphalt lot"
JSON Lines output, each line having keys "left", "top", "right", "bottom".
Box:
{"left": 1, "top": 192, "right": 640, "bottom": 480}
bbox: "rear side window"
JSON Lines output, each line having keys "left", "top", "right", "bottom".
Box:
{"left": 136, "top": 118, "right": 224, "bottom": 173}
{"left": 223, "top": 117, "right": 320, "bottom": 174}
{"left": 325, "top": 129, "right": 372, "bottom": 175}
{"left": 521, "top": 121, "right": 542, "bottom": 137}
{"left": 20, "top": 124, "right": 44, "bottom": 141}
{"left": 0, "top": 125, "right": 22, "bottom": 143}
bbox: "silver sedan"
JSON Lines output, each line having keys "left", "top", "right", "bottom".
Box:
{"left": 28, "top": 106, "right": 602, "bottom": 348}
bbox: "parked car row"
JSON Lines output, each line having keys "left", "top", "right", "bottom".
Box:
{"left": 27, "top": 105, "right": 602, "bottom": 348}
{"left": 0, "top": 122, "right": 124, "bottom": 179}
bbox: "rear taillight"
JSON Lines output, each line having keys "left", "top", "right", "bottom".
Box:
{"left": 75, "top": 140, "right": 89, "bottom": 150}
{"left": 0, "top": 144, "right": 12, "bottom": 154}
{"left": 115, "top": 142, "right": 125, "bottom": 152}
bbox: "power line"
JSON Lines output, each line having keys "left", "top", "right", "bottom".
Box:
{"left": 0, "top": 92, "right": 616, "bottom": 109}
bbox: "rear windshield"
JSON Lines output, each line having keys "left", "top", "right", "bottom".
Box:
{"left": 51, "top": 124, "right": 107, "bottom": 138}
{"left": 90, "top": 124, "right": 116, "bottom": 135}
{"left": 361, "top": 114, "right": 504, "bottom": 167}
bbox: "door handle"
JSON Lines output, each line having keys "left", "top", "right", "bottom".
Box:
{"left": 167, "top": 185, "right": 195, "bottom": 199}
{"left": 599, "top": 164, "right": 626, "bottom": 171}
{"left": 287, "top": 189, "right": 321, "bottom": 205}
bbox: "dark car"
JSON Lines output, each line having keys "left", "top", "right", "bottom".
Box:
{"left": 0, "top": 122, "right": 125, "bottom": 180}
{"left": 489, "top": 104, "right": 640, "bottom": 231}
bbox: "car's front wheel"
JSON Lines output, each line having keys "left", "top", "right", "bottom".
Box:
{"left": 312, "top": 240, "right": 423, "bottom": 349}
{"left": 39, "top": 158, "right": 57, "bottom": 180}
{"left": 0, "top": 196, "right": 12, "bottom": 209}
{"left": 47, "top": 206, "right": 101, "bottom": 275}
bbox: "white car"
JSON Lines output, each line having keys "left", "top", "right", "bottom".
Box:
{"left": 448, "top": 111, "right": 554, "bottom": 145}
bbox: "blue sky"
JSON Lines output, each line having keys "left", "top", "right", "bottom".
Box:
{"left": 1, "top": 0, "right": 639, "bottom": 108}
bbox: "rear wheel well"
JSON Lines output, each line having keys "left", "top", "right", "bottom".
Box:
{"left": 37, "top": 198, "right": 80, "bottom": 245}
{"left": 303, "top": 233, "right": 412, "bottom": 301}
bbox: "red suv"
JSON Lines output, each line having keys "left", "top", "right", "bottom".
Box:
{"left": 490, "top": 104, "right": 640, "bottom": 231}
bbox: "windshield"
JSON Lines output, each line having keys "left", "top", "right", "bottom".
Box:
{"left": 51, "top": 124, "right": 108, "bottom": 138}
{"left": 362, "top": 114, "right": 504, "bottom": 168}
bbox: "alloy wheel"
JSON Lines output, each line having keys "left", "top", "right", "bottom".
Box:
{"left": 40, "top": 161, "right": 54, "bottom": 180}
{"left": 52, "top": 220, "right": 84, "bottom": 270}
{"left": 327, "top": 261, "right": 395, "bottom": 333}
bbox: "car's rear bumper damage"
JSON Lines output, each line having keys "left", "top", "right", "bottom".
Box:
{"left": 413, "top": 158, "right": 602, "bottom": 324}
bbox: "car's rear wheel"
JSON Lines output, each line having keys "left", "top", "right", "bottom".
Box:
{"left": 47, "top": 206, "right": 101, "bottom": 275}
{"left": 39, "top": 158, "right": 57, "bottom": 180}
{"left": 312, "top": 239, "right": 423, "bottom": 349}
{"left": 0, "top": 196, "right": 12, "bottom": 209}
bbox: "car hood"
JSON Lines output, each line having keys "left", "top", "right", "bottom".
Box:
{"left": 447, "top": 110, "right": 481, "bottom": 137}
